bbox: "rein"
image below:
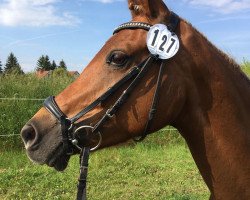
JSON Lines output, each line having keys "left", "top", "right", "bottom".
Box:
{"left": 43, "top": 12, "right": 180, "bottom": 200}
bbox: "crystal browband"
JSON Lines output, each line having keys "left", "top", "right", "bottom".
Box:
{"left": 113, "top": 22, "right": 152, "bottom": 34}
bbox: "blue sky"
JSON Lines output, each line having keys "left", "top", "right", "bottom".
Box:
{"left": 0, "top": 0, "right": 249, "bottom": 72}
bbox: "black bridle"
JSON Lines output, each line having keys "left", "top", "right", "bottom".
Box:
{"left": 43, "top": 12, "right": 179, "bottom": 200}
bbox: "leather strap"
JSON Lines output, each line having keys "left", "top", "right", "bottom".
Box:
{"left": 168, "top": 12, "right": 180, "bottom": 32}
{"left": 134, "top": 60, "right": 164, "bottom": 141}
{"left": 76, "top": 147, "right": 90, "bottom": 200}
{"left": 44, "top": 96, "right": 66, "bottom": 121}
{"left": 44, "top": 97, "right": 74, "bottom": 154}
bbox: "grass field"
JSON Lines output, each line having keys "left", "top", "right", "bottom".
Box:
{"left": 0, "top": 141, "right": 209, "bottom": 200}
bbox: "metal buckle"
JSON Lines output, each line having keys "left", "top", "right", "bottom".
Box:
{"left": 72, "top": 139, "right": 82, "bottom": 150}
{"left": 106, "top": 109, "right": 114, "bottom": 118}
{"left": 130, "top": 66, "right": 140, "bottom": 73}
{"left": 66, "top": 117, "right": 74, "bottom": 131}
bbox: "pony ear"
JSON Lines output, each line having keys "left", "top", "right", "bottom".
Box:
{"left": 128, "top": 0, "right": 170, "bottom": 22}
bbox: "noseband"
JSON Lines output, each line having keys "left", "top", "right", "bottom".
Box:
{"left": 43, "top": 12, "right": 179, "bottom": 200}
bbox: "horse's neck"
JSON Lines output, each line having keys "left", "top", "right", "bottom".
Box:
{"left": 175, "top": 21, "right": 250, "bottom": 199}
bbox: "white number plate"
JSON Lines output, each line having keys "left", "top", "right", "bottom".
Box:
{"left": 147, "top": 24, "right": 180, "bottom": 60}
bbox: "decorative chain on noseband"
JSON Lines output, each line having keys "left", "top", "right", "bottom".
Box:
{"left": 43, "top": 11, "right": 180, "bottom": 200}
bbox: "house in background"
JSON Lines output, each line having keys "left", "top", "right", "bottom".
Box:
{"left": 68, "top": 71, "right": 80, "bottom": 78}
{"left": 35, "top": 69, "right": 80, "bottom": 79}
{"left": 36, "top": 70, "right": 52, "bottom": 78}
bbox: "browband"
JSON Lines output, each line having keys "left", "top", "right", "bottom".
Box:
{"left": 113, "top": 11, "right": 179, "bottom": 35}
{"left": 113, "top": 22, "right": 152, "bottom": 35}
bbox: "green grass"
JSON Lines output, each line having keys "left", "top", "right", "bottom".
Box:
{"left": 241, "top": 59, "right": 250, "bottom": 75}
{"left": 0, "top": 73, "right": 73, "bottom": 98}
{"left": 0, "top": 142, "right": 209, "bottom": 200}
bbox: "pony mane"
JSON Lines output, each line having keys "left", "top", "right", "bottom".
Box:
{"left": 182, "top": 19, "right": 250, "bottom": 86}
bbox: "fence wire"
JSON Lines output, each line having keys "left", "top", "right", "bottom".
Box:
{"left": 0, "top": 97, "right": 44, "bottom": 101}
{"left": 0, "top": 134, "right": 20, "bottom": 137}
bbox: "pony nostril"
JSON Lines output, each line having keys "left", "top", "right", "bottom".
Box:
{"left": 21, "top": 125, "right": 38, "bottom": 149}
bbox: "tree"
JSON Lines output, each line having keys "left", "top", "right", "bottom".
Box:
{"left": 36, "top": 55, "right": 51, "bottom": 71}
{"left": 51, "top": 60, "right": 57, "bottom": 70}
{"left": 0, "top": 60, "right": 2, "bottom": 74}
{"left": 4, "top": 52, "right": 23, "bottom": 74}
{"left": 58, "top": 60, "right": 67, "bottom": 70}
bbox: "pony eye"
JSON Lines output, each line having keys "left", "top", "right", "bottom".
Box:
{"left": 107, "top": 51, "right": 129, "bottom": 67}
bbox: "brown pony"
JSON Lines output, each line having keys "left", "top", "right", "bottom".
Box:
{"left": 21, "top": 0, "right": 250, "bottom": 199}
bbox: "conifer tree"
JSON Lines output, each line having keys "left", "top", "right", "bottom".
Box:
{"left": 51, "top": 60, "right": 57, "bottom": 70}
{"left": 58, "top": 60, "right": 67, "bottom": 70}
{"left": 4, "top": 52, "right": 23, "bottom": 74}
{"left": 36, "top": 55, "right": 51, "bottom": 71}
{"left": 0, "top": 60, "right": 2, "bottom": 74}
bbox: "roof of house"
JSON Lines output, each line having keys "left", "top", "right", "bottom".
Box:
{"left": 36, "top": 70, "right": 51, "bottom": 78}
{"left": 68, "top": 71, "right": 80, "bottom": 76}
{"left": 35, "top": 70, "right": 80, "bottom": 78}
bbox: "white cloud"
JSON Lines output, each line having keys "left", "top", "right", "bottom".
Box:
{"left": 0, "top": 0, "right": 80, "bottom": 27}
{"left": 185, "top": 0, "right": 250, "bottom": 14}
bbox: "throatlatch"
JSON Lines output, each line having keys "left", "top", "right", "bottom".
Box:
{"left": 43, "top": 11, "right": 180, "bottom": 200}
